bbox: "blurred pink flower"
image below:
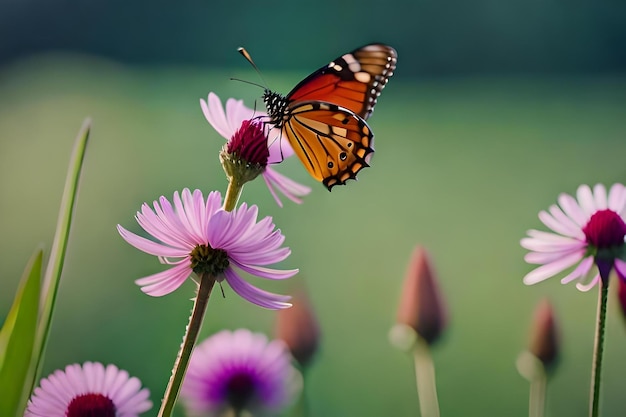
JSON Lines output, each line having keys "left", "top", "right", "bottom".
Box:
{"left": 522, "top": 183, "right": 626, "bottom": 291}
{"left": 25, "top": 362, "right": 151, "bottom": 417}
{"left": 181, "top": 329, "right": 301, "bottom": 417}
{"left": 117, "top": 188, "right": 296, "bottom": 309}
{"left": 202, "top": 92, "right": 311, "bottom": 207}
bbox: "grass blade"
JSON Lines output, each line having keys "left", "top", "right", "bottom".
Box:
{"left": 0, "top": 249, "right": 43, "bottom": 416}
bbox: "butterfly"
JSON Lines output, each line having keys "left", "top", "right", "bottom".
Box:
{"left": 243, "top": 44, "right": 397, "bottom": 190}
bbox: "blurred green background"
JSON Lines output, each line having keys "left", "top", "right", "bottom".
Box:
{"left": 1, "top": 1, "right": 626, "bottom": 416}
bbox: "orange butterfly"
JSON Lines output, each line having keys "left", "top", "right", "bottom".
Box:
{"left": 244, "top": 44, "right": 397, "bottom": 190}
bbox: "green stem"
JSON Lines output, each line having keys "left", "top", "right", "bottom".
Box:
{"left": 528, "top": 368, "right": 547, "bottom": 417}
{"left": 158, "top": 273, "right": 216, "bottom": 417}
{"left": 589, "top": 279, "right": 609, "bottom": 417}
{"left": 413, "top": 337, "right": 440, "bottom": 417}
{"left": 292, "top": 366, "right": 309, "bottom": 417}
{"left": 223, "top": 178, "right": 244, "bottom": 212}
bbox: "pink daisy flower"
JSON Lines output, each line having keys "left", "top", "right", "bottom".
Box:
{"left": 181, "top": 329, "right": 301, "bottom": 417}
{"left": 117, "top": 189, "right": 296, "bottom": 309}
{"left": 25, "top": 362, "right": 151, "bottom": 417}
{"left": 521, "top": 183, "right": 626, "bottom": 291}
{"left": 201, "top": 92, "right": 311, "bottom": 207}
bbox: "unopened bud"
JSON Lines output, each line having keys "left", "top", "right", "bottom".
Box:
{"left": 396, "top": 246, "right": 447, "bottom": 345}
{"left": 275, "top": 289, "right": 320, "bottom": 367}
{"left": 528, "top": 298, "right": 559, "bottom": 370}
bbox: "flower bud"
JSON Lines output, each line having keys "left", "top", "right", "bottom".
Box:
{"left": 528, "top": 298, "right": 560, "bottom": 370}
{"left": 275, "top": 289, "right": 320, "bottom": 367}
{"left": 396, "top": 246, "right": 447, "bottom": 345}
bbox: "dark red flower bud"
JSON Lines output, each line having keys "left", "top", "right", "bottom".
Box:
{"left": 396, "top": 246, "right": 447, "bottom": 345}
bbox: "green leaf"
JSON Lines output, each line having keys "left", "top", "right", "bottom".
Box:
{"left": 0, "top": 249, "right": 42, "bottom": 417}
{"left": 31, "top": 118, "right": 92, "bottom": 403}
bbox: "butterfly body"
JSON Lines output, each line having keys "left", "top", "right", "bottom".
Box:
{"left": 261, "top": 44, "right": 397, "bottom": 190}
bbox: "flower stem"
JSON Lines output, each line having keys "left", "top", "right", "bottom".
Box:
{"left": 413, "top": 336, "right": 440, "bottom": 417}
{"left": 528, "top": 368, "right": 547, "bottom": 417}
{"left": 158, "top": 273, "right": 216, "bottom": 417}
{"left": 223, "top": 178, "right": 244, "bottom": 212}
{"left": 589, "top": 279, "right": 609, "bottom": 417}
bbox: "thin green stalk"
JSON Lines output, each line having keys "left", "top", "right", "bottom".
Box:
{"left": 529, "top": 368, "right": 547, "bottom": 417}
{"left": 223, "top": 179, "right": 244, "bottom": 212}
{"left": 292, "top": 366, "right": 310, "bottom": 417}
{"left": 158, "top": 273, "right": 216, "bottom": 417}
{"left": 413, "top": 336, "right": 440, "bottom": 417}
{"left": 589, "top": 280, "right": 609, "bottom": 417}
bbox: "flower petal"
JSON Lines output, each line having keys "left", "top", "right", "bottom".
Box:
{"left": 558, "top": 192, "right": 588, "bottom": 227}
{"left": 263, "top": 168, "right": 311, "bottom": 207}
{"left": 593, "top": 183, "right": 608, "bottom": 210}
{"left": 576, "top": 274, "right": 601, "bottom": 291}
{"left": 577, "top": 184, "right": 596, "bottom": 217}
{"left": 135, "top": 261, "right": 192, "bottom": 296}
{"left": 523, "top": 251, "right": 584, "bottom": 285}
{"left": 117, "top": 225, "right": 189, "bottom": 258}
{"left": 201, "top": 93, "right": 232, "bottom": 140}
{"left": 560, "top": 255, "right": 594, "bottom": 284}
{"left": 224, "top": 268, "right": 292, "bottom": 309}
{"left": 608, "top": 183, "right": 626, "bottom": 215}
{"left": 231, "top": 260, "right": 298, "bottom": 280}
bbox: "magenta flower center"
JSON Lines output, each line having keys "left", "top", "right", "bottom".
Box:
{"left": 225, "top": 372, "right": 256, "bottom": 411}
{"left": 228, "top": 119, "right": 270, "bottom": 166}
{"left": 190, "top": 244, "right": 229, "bottom": 276}
{"left": 583, "top": 209, "right": 626, "bottom": 249}
{"left": 66, "top": 393, "right": 116, "bottom": 417}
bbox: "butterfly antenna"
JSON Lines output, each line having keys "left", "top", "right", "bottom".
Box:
{"left": 237, "top": 47, "right": 270, "bottom": 89}
{"left": 229, "top": 77, "right": 265, "bottom": 90}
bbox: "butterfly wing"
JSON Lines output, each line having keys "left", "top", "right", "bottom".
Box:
{"left": 282, "top": 101, "right": 374, "bottom": 190}
{"left": 286, "top": 44, "right": 397, "bottom": 120}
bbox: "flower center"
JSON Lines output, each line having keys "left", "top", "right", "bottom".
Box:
{"left": 228, "top": 119, "right": 270, "bottom": 167}
{"left": 225, "top": 372, "right": 256, "bottom": 411}
{"left": 66, "top": 393, "right": 116, "bottom": 417}
{"left": 583, "top": 209, "right": 626, "bottom": 250}
{"left": 190, "top": 244, "right": 230, "bottom": 276}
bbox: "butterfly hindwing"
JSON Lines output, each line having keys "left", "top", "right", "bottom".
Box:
{"left": 284, "top": 101, "right": 374, "bottom": 190}
{"left": 287, "top": 44, "right": 397, "bottom": 119}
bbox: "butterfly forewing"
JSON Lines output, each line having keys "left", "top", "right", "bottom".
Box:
{"left": 287, "top": 44, "right": 397, "bottom": 119}
{"left": 285, "top": 102, "right": 374, "bottom": 190}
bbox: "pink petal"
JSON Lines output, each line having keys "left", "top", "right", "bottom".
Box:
{"left": 117, "top": 225, "right": 189, "bottom": 258}
{"left": 135, "top": 262, "right": 192, "bottom": 296}
{"left": 608, "top": 183, "right": 626, "bottom": 214}
{"left": 544, "top": 205, "right": 585, "bottom": 239}
{"left": 201, "top": 93, "right": 232, "bottom": 140}
{"left": 231, "top": 260, "right": 298, "bottom": 280}
{"left": 593, "top": 184, "right": 608, "bottom": 210}
{"left": 560, "top": 255, "right": 594, "bottom": 284}
{"left": 577, "top": 184, "right": 596, "bottom": 217}
{"left": 558, "top": 192, "right": 588, "bottom": 227}
{"left": 524, "top": 247, "right": 585, "bottom": 264}
{"left": 263, "top": 168, "right": 311, "bottom": 207}
{"left": 225, "top": 97, "right": 258, "bottom": 132}
{"left": 523, "top": 251, "right": 584, "bottom": 285}
{"left": 576, "top": 274, "right": 601, "bottom": 291}
{"left": 224, "top": 268, "right": 291, "bottom": 309}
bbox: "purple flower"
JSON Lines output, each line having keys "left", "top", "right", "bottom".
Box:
{"left": 181, "top": 329, "right": 301, "bottom": 417}
{"left": 117, "top": 189, "right": 296, "bottom": 309}
{"left": 201, "top": 92, "right": 311, "bottom": 207}
{"left": 521, "top": 183, "right": 626, "bottom": 291}
{"left": 25, "top": 362, "right": 151, "bottom": 417}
